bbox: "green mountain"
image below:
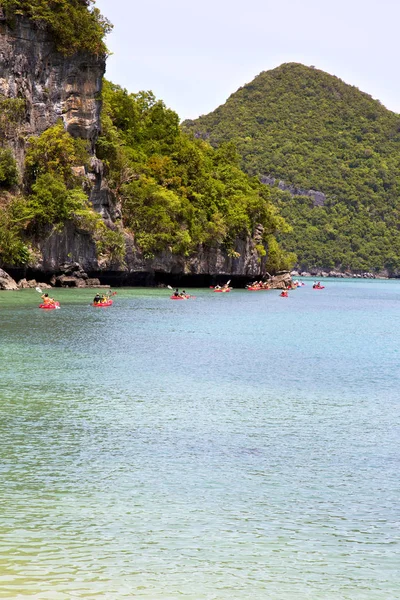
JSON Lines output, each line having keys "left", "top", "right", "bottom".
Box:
{"left": 183, "top": 63, "right": 400, "bottom": 273}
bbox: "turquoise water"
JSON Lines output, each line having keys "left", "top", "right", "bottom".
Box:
{"left": 1, "top": 280, "right": 399, "bottom": 599}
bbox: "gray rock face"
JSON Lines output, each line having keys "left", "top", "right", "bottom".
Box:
{"left": 17, "top": 278, "right": 51, "bottom": 289}
{"left": 0, "top": 268, "right": 18, "bottom": 290}
{"left": 0, "top": 14, "right": 117, "bottom": 221}
{"left": 36, "top": 226, "right": 268, "bottom": 278}
{"left": 35, "top": 222, "right": 98, "bottom": 272}
{"left": 0, "top": 15, "right": 105, "bottom": 150}
{"left": 261, "top": 175, "right": 326, "bottom": 206}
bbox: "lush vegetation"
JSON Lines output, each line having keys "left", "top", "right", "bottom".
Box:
{"left": 183, "top": 63, "right": 400, "bottom": 273}
{"left": 0, "top": 148, "right": 18, "bottom": 187}
{"left": 2, "top": 0, "right": 112, "bottom": 55}
{"left": 97, "top": 80, "right": 293, "bottom": 267}
{"left": 0, "top": 122, "right": 125, "bottom": 265}
{"left": 0, "top": 85, "right": 293, "bottom": 270}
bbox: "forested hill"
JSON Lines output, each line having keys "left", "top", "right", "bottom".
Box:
{"left": 183, "top": 63, "right": 400, "bottom": 274}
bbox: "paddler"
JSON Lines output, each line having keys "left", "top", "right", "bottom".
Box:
{"left": 41, "top": 293, "right": 55, "bottom": 306}
{"left": 93, "top": 293, "right": 101, "bottom": 304}
{"left": 174, "top": 288, "right": 180, "bottom": 297}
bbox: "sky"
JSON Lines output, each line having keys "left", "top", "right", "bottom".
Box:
{"left": 95, "top": 0, "right": 400, "bottom": 121}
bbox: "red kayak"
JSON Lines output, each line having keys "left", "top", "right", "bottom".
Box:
{"left": 280, "top": 292, "right": 288, "bottom": 298}
{"left": 92, "top": 300, "right": 113, "bottom": 307}
{"left": 214, "top": 288, "right": 231, "bottom": 293}
{"left": 170, "top": 295, "right": 187, "bottom": 300}
{"left": 39, "top": 302, "right": 60, "bottom": 310}
{"left": 313, "top": 286, "right": 325, "bottom": 290}
{"left": 247, "top": 286, "right": 270, "bottom": 291}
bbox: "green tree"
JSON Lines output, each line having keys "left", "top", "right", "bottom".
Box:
{"left": 0, "top": 149, "right": 19, "bottom": 187}
{"left": 2, "top": 0, "right": 112, "bottom": 55}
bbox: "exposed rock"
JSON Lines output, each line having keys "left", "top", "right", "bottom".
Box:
{"left": 59, "top": 262, "right": 81, "bottom": 274}
{"left": 54, "top": 266, "right": 100, "bottom": 287}
{"left": 33, "top": 223, "right": 270, "bottom": 279}
{"left": 0, "top": 268, "right": 18, "bottom": 290}
{"left": 0, "top": 14, "right": 118, "bottom": 223}
{"left": 268, "top": 271, "right": 292, "bottom": 289}
{"left": 85, "top": 278, "right": 101, "bottom": 287}
{"left": 55, "top": 275, "right": 86, "bottom": 288}
{"left": 35, "top": 222, "right": 98, "bottom": 272}
{"left": 18, "top": 278, "right": 30, "bottom": 289}
{"left": 17, "top": 278, "right": 51, "bottom": 289}
{"left": 260, "top": 175, "right": 326, "bottom": 207}
{"left": 123, "top": 227, "right": 268, "bottom": 279}
{"left": 88, "top": 157, "right": 120, "bottom": 222}
{"left": 0, "top": 15, "right": 105, "bottom": 153}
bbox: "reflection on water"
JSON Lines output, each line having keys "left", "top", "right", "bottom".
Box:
{"left": 1, "top": 282, "right": 400, "bottom": 598}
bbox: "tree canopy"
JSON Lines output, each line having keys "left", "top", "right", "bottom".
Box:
{"left": 1, "top": 0, "right": 112, "bottom": 55}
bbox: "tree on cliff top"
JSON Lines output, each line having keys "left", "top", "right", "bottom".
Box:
{"left": 1, "top": 0, "right": 112, "bottom": 55}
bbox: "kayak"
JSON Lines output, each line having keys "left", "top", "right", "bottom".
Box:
{"left": 214, "top": 288, "right": 231, "bottom": 293}
{"left": 247, "top": 286, "right": 269, "bottom": 291}
{"left": 280, "top": 292, "right": 288, "bottom": 298}
{"left": 313, "top": 286, "right": 325, "bottom": 290}
{"left": 92, "top": 300, "right": 113, "bottom": 307}
{"left": 39, "top": 302, "right": 60, "bottom": 310}
{"left": 170, "top": 295, "right": 186, "bottom": 300}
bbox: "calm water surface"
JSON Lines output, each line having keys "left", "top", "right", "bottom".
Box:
{"left": 1, "top": 280, "right": 399, "bottom": 599}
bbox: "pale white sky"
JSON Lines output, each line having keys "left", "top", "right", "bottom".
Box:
{"left": 95, "top": 0, "right": 400, "bottom": 121}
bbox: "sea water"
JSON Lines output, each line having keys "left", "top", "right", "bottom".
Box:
{"left": 0, "top": 280, "right": 399, "bottom": 599}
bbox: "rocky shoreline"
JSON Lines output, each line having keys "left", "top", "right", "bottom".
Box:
{"left": 0, "top": 265, "right": 108, "bottom": 291}
{"left": 0, "top": 266, "right": 293, "bottom": 291}
{"left": 291, "top": 270, "right": 387, "bottom": 280}
{"left": 1, "top": 263, "right": 396, "bottom": 291}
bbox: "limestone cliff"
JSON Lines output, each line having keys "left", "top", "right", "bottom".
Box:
{"left": 0, "top": 11, "right": 118, "bottom": 221}
{"left": 0, "top": 12, "right": 269, "bottom": 282}
{"left": 35, "top": 224, "right": 266, "bottom": 281}
{"left": 0, "top": 12, "right": 103, "bottom": 151}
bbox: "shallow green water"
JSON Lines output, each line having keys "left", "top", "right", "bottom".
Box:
{"left": 1, "top": 281, "right": 399, "bottom": 599}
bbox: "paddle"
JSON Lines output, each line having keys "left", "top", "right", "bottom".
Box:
{"left": 35, "top": 286, "right": 60, "bottom": 309}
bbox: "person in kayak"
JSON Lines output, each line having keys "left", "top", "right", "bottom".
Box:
{"left": 174, "top": 288, "right": 180, "bottom": 297}
{"left": 41, "top": 293, "right": 55, "bottom": 306}
{"left": 93, "top": 293, "right": 102, "bottom": 304}
{"left": 181, "top": 290, "right": 187, "bottom": 297}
